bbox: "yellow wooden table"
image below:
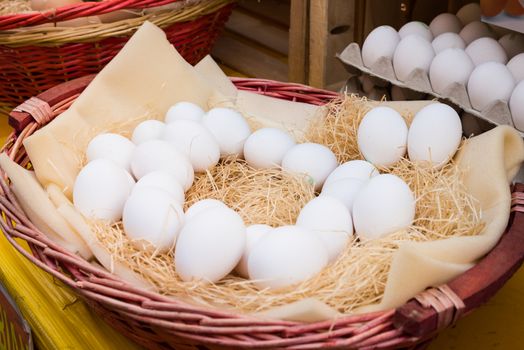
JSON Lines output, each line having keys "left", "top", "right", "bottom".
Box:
{"left": 0, "top": 110, "right": 12, "bottom": 142}
{"left": 429, "top": 270, "right": 524, "bottom": 349}
{"left": 0, "top": 108, "right": 522, "bottom": 349}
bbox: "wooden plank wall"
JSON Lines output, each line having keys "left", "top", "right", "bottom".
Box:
{"left": 212, "top": 0, "right": 474, "bottom": 90}
{"left": 288, "top": 0, "right": 309, "bottom": 84}
{"left": 212, "top": 0, "right": 358, "bottom": 91}
{"left": 213, "top": 0, "right": 290, "bottom": 82}
{"left": 309, "top": 0, "right": 355, "bottom": 90}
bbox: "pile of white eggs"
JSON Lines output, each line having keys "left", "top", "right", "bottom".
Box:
{"left": 72, "top": 98, "right": 462, "bottom": 290}
{"left": 361, "top": 2, "right": 524, "bottom": 131}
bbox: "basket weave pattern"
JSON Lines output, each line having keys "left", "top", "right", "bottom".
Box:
{"left": 2, "top": 76, "right": 524, "bottom": 350}
{"left": 0, "top": 0, "right": 234, "bottom": 109}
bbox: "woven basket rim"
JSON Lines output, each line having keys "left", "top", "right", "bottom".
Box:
{"left": 3, "top": 75, "right": 524, "bottom": 349}
{"left": 0, "top": 0, "right": 195, "bottom": 28}
{"left": 0, "top": 0, "right": 234, "bottom": 46}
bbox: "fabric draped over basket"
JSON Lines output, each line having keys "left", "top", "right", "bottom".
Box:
{"left": 18, "top": 21, "right": 524, "bottom": 322}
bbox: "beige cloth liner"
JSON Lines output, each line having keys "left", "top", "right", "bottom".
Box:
{"left": 194, "top": 54, "right": 320, "bottom": 139}
{"left": 0, "top": 153, "right": 91, "bottom": 259}
{"left": 194, "top": 55, "right": 238, "bottom": 99}
{"left": 14, "top": 22, "right": 524, "bottom": 322}
{"left": 24, "top": 22, "right": 214, "bottom": 198}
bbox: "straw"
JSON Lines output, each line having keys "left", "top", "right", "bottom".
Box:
{"left": 185, "top": 157, "right": 316, "bottom": 226}
{"left": 89, "top": 94, "right": 484, "bottom": 315}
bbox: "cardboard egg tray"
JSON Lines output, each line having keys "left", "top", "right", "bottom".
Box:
{"left": 337, "top": 42, "right": 523, "bottom": 137}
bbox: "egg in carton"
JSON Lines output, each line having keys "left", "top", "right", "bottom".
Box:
{"left": 337, "top": 40, "right": 520, "bottom": 133}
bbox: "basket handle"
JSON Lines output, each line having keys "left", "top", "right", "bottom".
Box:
{"left": 9, "top": 75, "right": 95, "bottom": 133}
{"left": 394, "top": 183, "right": 524, "bottom": 337}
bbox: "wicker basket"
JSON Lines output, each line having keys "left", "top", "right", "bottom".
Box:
{"left": 2, "top": 75, "right": 524, "bottom": 350}
{"left": 0, "top": 0, "right": 234, "bottom": 112}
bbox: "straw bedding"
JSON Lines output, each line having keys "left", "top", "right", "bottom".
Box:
{"left": 90, "top": 95, "right": 484, "bottom": 314}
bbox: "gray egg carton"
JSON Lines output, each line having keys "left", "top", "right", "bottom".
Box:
{"left": 337, "top": 42, "right": 521, "bottom": 135}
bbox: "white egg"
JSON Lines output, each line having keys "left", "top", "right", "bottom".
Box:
{"left": 507, "top": 53, "right": 524, "bottom": 82}
{"left": 407, "top": 103, "right": 462, "bottom": 168}
{"left": 174, "top": 206, "right": 246, "bottom": 283}
{"left": 163, "top": 120, "right": 220, "bottom": 172}
{"left": 243, "top": 128, "right": 296, "bottom": 169}
{"left": 202, "top": 108, "right": 252, "bottom": 157}
{"left": 357, "top": 107, "right": 408, "bottom": 167}
{"left": 399, "top": 21, "right": 433, "bottom": 41}
{"left": 324, "top": 160, "right": 379, "bottom": 187}
{"left": 510, "top": 80, "right": 524, "bottom": 131}
{"left": 393, "top": 34, "right": 435, "bottom": 82}
{"left": 131, "top": 120, "right": 166, "bottom": 145}
{"left": 281, "top": 143, "right": 338, "bottom": 191}
{"left": 459, "top": 21, "right": 495, "bottom": 45}
{"left": 247, "top": 226, "right": 328, "bottom": 289}
{"left": 466, "top": 37, "right": 508, "bottom": 66}
{"left": 132, "top": 171, "right": 184, "bottom": 204}
{"left": 235, "top": 224, "right": 272, "bottom": 278}
{"left": 123, "top": 187, "right": 184, "bottom": 252}
{"left": 432, "top": 32, "right": 466, "bottom": 54}
{"left": 429, "top": 13, "right": 463, "bottom": 37}
{"left": 499, "top": 33, "right": 524, "bottom": 59}
{"left": 184, "top": 198, "right": 227, "bottom": 221}
{"left": 468, "top": 62, "right": 515, "bottom": 111}
{"left": 86, "top": 133, "right": 135, "bottom": 172}
{"left": 456, "top": 3, "right": 481, "bottom": 25}
{"left": 130, "top": 140, "right": 194, "bottom": 191}
{"left": 429, "top": 48, "right": 474, "bottom": 94}
{"left": 361, "top": 25, "right": 400, "bottom": 68}
{"left": 353, "top": 174, "right": 415, "bottom": 240}
{"left": 73, "top": 159, "right": 134, "bottom": 222}
{"left": 321, "top": 177, "right": 366, "bottom": 213}
{"left": 165, "top": 102, "right": 205, "bottom": 123}
{"left": 296, "top": 196, "right": 353, "bottom": 262}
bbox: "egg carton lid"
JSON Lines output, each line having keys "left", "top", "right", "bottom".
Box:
{"left": 337, "top": 42, "right": 520, "bottom": 136}
{"left": 482, "top": 15, "right": 524, "bottom": 35}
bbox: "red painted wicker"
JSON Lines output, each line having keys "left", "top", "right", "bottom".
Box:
{"left": 2, "top": 76, "right": 524, "bottom": 350}
{"left": 0, "top": 0, "right": 234, "bottom": 109}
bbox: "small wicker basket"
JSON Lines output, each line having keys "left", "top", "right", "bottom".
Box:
{"left": 0, "top": 0, "right": 235, "bottom": 113}
{"left": 2, "top": 75, "right": 524, "bottom": 350}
